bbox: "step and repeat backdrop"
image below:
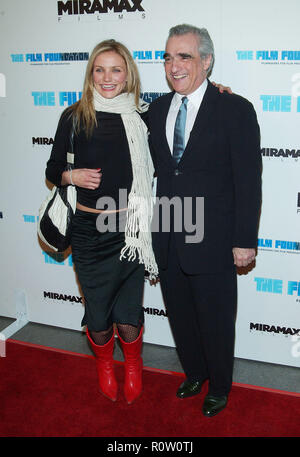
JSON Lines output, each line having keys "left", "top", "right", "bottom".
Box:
{"left": 0, "top": 0, "right": 300, "bottom": 367}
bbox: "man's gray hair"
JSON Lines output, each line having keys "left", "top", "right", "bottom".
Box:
{"left": 168, "top": 24, "right": 215, "bottom": 75}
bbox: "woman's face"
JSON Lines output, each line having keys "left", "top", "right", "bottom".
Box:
{"left": 92, "top": 51, "right": 128, "bottom": 99}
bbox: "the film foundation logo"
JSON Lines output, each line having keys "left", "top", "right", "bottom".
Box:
{"left": 23, "top": 214, "right": 38, "bottom": 223}
{"left": 254, "top": 276, "right": 300, "bottom": 304}
{"left": 42, "top": 252, "right": 73, "bottom": 267}
{"left": 141, "top": 92, "right": 167, "bottom": 104}
{"left": 10, "top": 52, "right": 89, "bottom": 65}
{"left": 31, "top": 92, "right": 165, "bottom": 141}
{"left": 57, "top": 0, "right": 146, "bottom": 22}
{"left": 133, "top": 50, "right": 165, "bottom": 65}
{"left": 254, "top": 276, "right": 300, "bottom": 298}
{"left": 258, "top": 238, "right": 300, "bottom": 254}
{"left": 236, "top": 50, "right": 300, "bottom": 65}
{"left": 32, "top": 91, "right": 82, "bottom": 107}
{"left": 31, "top": 90, "right": 165, "bottom": 107}
{"left": 260, "top": 73, "right": 300, "bottom": 113}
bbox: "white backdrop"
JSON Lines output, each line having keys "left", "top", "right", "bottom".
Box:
{"left": 1, "top": 0, "right": 300, "bottom": 367}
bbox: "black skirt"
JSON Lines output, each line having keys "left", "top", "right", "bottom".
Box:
{"left": 71, "top": 209, "right": 145, "bottom": 332}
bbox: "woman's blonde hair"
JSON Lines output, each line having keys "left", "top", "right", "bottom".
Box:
{"left": 70, "top": 39, "right": 141, "bottom": 136}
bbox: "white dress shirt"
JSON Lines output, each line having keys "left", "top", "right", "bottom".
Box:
{"left": 166, "top": 79, "right": 208, "bottom": 154}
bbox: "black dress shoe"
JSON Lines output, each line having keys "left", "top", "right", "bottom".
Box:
{"left": 202, "top": 394, "right": 228, "bottom": 417}
{"left": 176, "top": 380, "right": 202, "bottom": 399}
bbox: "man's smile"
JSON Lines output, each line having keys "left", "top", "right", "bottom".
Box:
{"left": 172, "top": 74, "right": 188, "bottom": 80}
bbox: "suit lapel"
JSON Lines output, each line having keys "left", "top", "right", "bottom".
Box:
{"left": 155, "top": 91, "right": 175, "bottom": 165}
{"left": 155, "top": 82, "right": 219, "bottom": 167}
{"left": 180, "top": 80, "right": 219, "bottom": 165}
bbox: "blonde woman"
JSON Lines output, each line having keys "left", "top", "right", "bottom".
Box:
{"left": 46, "top": 40, "right": 157, "bottom": 404}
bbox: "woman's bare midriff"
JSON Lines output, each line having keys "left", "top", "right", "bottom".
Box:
{"left": 76, "top": 202, "right": 127, "bottom": 214}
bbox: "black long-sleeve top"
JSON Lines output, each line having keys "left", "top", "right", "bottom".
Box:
{"left": 46, "top": 109, "right": 147, "bottom": 210}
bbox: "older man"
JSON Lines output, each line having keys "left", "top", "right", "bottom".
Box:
{"left": 148, "top": 24, "right": 262, "bottom": 417}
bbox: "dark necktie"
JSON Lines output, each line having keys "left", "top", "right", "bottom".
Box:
{"left": 173, "top": 96, "right": 188, "bottom": 164}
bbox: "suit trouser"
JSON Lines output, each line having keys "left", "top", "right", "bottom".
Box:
{"left": 159, "top": 233, "right": 237, "bottom": 397}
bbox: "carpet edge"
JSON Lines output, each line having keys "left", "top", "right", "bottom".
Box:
{"left": 7, "top": 338, "right": 300, "bottom": 398}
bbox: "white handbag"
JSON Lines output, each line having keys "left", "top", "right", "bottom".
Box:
{"left": 38, "top": 119, "right": 76, "bottom": 252}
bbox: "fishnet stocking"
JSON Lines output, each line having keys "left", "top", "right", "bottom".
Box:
{"left": 90, "top": 326, "right": 113, "bottom": 346}
{"left": 117, "top": 323, "right": 141, "bottom": 343}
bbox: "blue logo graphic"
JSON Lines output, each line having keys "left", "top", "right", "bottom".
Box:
{"left": 260, "top": 95, "right": 297, "bottom": 112}
{"left": 254, "top": 277, "right": 283, "bottom": 294}
{"left": 31, "top": 91, "right": 165, "bottom": 107}
{"left": 236, "top": 50, "right": 300, "bottom": 62}
{"left": 32, "top": 91, "right": 82, "bottom": 106}
{"left": 141, "top": 92, "right": 167, "bottom": 103}
{"left": 133, "top": 50, "right": 165, "bottom": 61}
{"left": 258, "top": 238, "right": 300, "bottom": 252}
{"left": 254, "top": 277, "right": 300, "bottom": 296}
{"left": 43, "top": 251, "right": 73, "bottom": 266}
{"left": 287, "top": 282, "right": 300, "bottom": 296}
{"left": 260, "top": 95, "right": 300, "bottom": 113}
{"left": 23, "top": 215, "right": 37, "bottom": 223}
{"left": 11, "top": 53, "right": 89, "bottom": 64}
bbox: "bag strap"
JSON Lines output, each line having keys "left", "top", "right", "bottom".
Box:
{"left": 66, "top": 115, "right": 76, "bottom": 167}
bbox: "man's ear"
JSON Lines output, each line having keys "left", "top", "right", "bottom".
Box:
{"left": 203, "top": 54, "right": 212, "bottom": 72}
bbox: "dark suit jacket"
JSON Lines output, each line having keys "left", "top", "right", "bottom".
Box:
{"left": 148, "top": 80, "right": 262, "bottom": 274}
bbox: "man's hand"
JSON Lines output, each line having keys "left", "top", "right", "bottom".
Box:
{"left": 232, "top": 247, "right": 256, "bottom": 267}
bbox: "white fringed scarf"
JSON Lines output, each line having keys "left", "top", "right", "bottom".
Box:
{"left": 93, "top": 88, "right": 158, "bottom": 278}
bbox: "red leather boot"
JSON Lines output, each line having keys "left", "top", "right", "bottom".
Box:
{"left": 86, "top": 328, "right": 118, "bottom": 402}
{"left": 117, "top": 326, "right": 143, "bottom": 404}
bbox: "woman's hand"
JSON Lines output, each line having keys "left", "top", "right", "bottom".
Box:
{"left": 211, "top": 81, "right": 232, "bottom": 94}
{"left": 62, "top": 168, "right": 102, "bottom": 189}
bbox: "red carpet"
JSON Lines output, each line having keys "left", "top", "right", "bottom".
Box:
{"left": 1, "top": 339, "right": 300, "bottom": 438}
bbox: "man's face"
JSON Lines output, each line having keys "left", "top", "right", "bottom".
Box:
{"left": 164, "top": 33, "right": 211, "bottom": 95}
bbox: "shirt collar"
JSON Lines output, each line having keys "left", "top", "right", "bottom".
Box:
{"left": 172, "top": 78, "right": 208, "bottom": 109}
